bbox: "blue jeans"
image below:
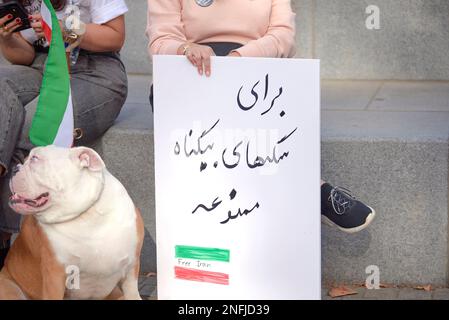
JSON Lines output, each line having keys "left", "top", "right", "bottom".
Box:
{"left": 0, "top": 51, "right": 128, "bottom": 233}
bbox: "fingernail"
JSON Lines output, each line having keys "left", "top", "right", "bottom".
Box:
{"left": 28, "top": 15, "right": 33, "bottom": 20}
{"left": 16, "top": 18, "right": 21, "bottom": 23}
{"left": 206, "top": 71, "right": 210, "bottom": 77}
{"left": 7, "top": 14, "right": 13, "bottom": 19}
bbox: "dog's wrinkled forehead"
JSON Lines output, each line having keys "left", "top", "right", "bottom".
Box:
{"left": 24, "top": 146, "right": 77, "bottom": 183}
{"left": 29, "top": 146, "right": 69, "bottom": 163}
{"left": 25, "top": 146, "right": 106, "bottom": 176}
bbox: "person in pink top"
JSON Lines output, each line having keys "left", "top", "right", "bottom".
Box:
{"left": 147, "top": 0, "right": 296, "bottom": 76}
{"left": 146, "top": 0, "right": 376, "bottom": 234}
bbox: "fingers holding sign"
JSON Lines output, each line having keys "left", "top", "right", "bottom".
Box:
{"left": 180, "top": 43, "right": 215, "bottom": 77}
{"left": 178, "top": 43, "right": 242, "bottom": 77}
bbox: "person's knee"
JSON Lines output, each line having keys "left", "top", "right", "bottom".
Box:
{"left": 0, "top": 78, "right": 21, "bottom": 106}
{"left": 73, "top": 97, "right": 126, "bottom": 145}
{"left": 0, "top": 78, "right": 11, "bottom": 92}
{"left": 0, "top": 66, "right": 19, "bottom": 89}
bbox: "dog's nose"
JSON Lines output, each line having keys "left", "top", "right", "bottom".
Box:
{"left": 12, "top": 164, "right": 21, "bottom": 176}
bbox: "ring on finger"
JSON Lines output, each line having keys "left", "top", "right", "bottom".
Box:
{"left": 3, "top": 26, "right": 8, "bottom": 32}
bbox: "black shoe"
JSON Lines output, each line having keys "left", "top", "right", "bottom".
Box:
{"left": 0, "top": 239, "right": 10, "bottom": 270}
{"left": 321, "top": 183, "right": 376, "bottom": 233}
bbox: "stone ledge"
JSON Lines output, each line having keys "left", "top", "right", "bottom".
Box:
{"left": 122, "top": 0, "right": 449, "bottom": 80}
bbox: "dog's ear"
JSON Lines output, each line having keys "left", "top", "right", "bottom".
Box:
{"left": 70, "top": 147, "right": 105, "bottom": 172}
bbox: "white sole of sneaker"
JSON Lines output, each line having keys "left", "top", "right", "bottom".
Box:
{"left": 321, "top": 207, "right": 376, "bottom": 234}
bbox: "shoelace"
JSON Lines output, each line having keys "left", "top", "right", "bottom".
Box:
{"left": 328, "top": 186, "right": 356, "bottom": 215}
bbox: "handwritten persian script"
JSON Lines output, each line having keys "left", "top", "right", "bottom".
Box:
{"left": 153, "top": 56, "right": 321, "bottom": 300}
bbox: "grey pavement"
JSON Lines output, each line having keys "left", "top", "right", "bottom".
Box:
{"left": 137, "top": 275, "right": 449, "bottom": 300}
{"left": 322, "top": 286, "right": 449, "bottom": 300}
{"left": 322, "top": 80, "right": 449, "bottom": 140}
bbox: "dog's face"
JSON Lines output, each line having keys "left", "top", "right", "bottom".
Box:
{"left": 9, "top": 146, "right": 106, "bottom": 224}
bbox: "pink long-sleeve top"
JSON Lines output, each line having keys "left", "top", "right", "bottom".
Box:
{"left": 146, "top": 0, "right": 296, "bottom": 58}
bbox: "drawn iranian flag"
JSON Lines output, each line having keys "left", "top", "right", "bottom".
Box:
{"left": 174, "top": 245, "right": 230, "bottom": 285}
{"left": 29, "top": 0, "right": 74, "bottom": 147}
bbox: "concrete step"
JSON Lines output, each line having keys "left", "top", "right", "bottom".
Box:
{"left": 122, "top": 0, "right": 449, "bottom": 80}
{"left": 96, "top": 76, "right": 449, "bottom": 286}
{"left": 2, "top": 0, "right": 448, "bottom": 80}
{"left": 321, "top": 80, "right": 449, "bottom": 286}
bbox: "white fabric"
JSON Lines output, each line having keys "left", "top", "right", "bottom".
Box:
{"left": 40, "top": 0, "right": 52, "bottom": 29}
{"left": 53, "top": 91, "right": 74, "bottom": 148}
{"left": 20, "top": 0, "right": 128, "bottom": 44}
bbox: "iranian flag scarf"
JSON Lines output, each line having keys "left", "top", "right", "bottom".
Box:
{"left": 29, "top": 0, "right": 74, "bottom": 147}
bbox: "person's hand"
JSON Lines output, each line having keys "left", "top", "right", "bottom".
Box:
{"left": 228, "top": 51, "right": 241, "bottom": 57}
{"left": 0, "top": 15, "right": 23, "bottom": 42}
{"left": 29, "top": 13, "right": 45, "bottom": 39}
{"left": 180, "top": 43, "right": 215, "bottom": 77}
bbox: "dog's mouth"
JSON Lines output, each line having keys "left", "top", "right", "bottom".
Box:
{"left": 9, "top": 192, "right": 50, "bottom": 210}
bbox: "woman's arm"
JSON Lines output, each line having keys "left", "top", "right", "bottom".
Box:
{"left": 233, "top": 0, "right": 296, "bottom": 58}
{"left": 0, "top": 16, "right": 35, "bottom": 65}
{"left": 79, "top": 15, "right": 125, "bottom": 52}
{"left": 30, "top": 14, "right": 126, "bottom": 53}
{"left": 146, "top": 0, "right": 187, "bottom": 56}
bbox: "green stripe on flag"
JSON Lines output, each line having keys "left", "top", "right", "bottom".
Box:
{"left": 175, "top": 245, "right": 230, "bottom": 262}
{"left": 29, "top": 0, "right": 71, "bottom": 146}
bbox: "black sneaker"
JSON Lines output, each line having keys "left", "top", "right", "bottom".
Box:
{"left": 0, "top": 239, "right": 10, "bottom": 270}
{"left": 321, "top": 183, "right": 376, "bottom": 233}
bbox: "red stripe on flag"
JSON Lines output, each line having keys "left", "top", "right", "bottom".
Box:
{"left": 42, "top": 19, "right": 52, "bottom": 44}
{"left": 174, "top": 266, "right": 229, "bottom": 285}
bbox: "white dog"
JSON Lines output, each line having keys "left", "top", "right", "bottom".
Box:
{"left": 0, "top": 146, "right": 144, "bottom": 300}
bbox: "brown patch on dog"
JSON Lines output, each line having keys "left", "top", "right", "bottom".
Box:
{"left": 0, "top": 270, "right": 27, "bottom": 300}
{"left": 1, "top": 216, "right": 66, "bottom": 300}
{"left": 105, "top": 286, "right": 124, "bottom": 300}
{"left": 1, "top": 210, "right": 145, "bottom": 300}
{"left": 134, "top": 208, "right": 145, "bottom": 279}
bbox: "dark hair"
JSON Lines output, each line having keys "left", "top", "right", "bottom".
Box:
{"left": 16, "top": 0, "right": 67, "bottom": 11}
{"left": 49, "top": 0, "right": 67, "bottom": 10}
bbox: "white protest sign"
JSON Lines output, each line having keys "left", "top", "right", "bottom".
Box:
{"left": 153, "top": 56, "right": 321, "bottom": 300}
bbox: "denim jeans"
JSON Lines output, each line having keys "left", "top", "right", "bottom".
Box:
{"left": 0, "top": 51, "right": 128, "bottom": 233}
